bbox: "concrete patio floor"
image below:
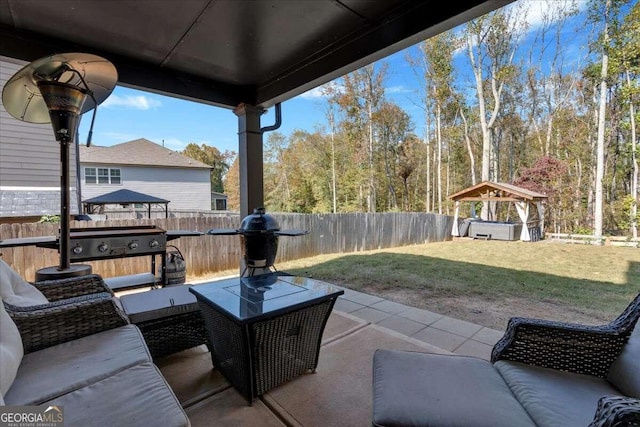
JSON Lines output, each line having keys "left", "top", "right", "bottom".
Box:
{"left": 155, "top": 285, "right": 506, "bottom": 427}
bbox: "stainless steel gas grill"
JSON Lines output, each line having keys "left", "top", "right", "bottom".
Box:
{"left": 66, "top": 226, "right": 167, "bottom": 261}
{"left": 35, "top": 225, "right": 167, "bottom": 289}
{"left": 0, "top": 225, "right": 202, "bottom": 290}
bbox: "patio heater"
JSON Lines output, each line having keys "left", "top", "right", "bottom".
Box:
{"left": 2, "top": 53, "right": 117, "bottom": 279}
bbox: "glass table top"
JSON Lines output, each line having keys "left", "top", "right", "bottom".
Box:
{"left": 189, "top": 273, "right": 344, "bottom": 323}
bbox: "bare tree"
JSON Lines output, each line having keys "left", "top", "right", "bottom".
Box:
{"left": 464, "top": 4, "right": 526, "bottom": 219}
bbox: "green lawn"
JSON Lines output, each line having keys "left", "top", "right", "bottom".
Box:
{"left": 276, "top": 239, "right": 640, "bottom": 327}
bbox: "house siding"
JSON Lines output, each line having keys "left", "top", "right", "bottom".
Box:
{"left": 0, "top": 57, "right": 79, "bottom": 217}
{"left": 80, "top": 164, "right": 211, "bottom": 211}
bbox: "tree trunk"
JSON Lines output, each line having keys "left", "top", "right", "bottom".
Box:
{"left": 436, "top": 102, "right": 443, "bottom": 214}
{"left": 460, "top": 107, "right": 477, "bottom": 185}
{"left": 594, "top": 0, "right": 610, "bottom": 237}
{"left": 329, "top": 112, "right": 338, "bottom": 214}
{"left": 626, "top": 69, "right": 638, "bottom": 239}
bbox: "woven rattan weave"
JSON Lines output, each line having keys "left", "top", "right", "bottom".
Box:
{"left": 198, "top": 298, "right": 336, "bottom": 403}
{"left": 491, "top": 293, "right": 640, "bottom": 377}
{"left": 135, "top": 310, "right": 207, "bottom": 359}
{"left": 3, "top": 274, "right": 129, "bottom": 353}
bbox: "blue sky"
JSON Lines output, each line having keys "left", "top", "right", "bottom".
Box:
{"left": 77, "top": 0, "right": 592, "bottom": 156}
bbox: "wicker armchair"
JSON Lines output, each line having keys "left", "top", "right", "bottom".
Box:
{"left": 373, "top": 294, "right": 640, "bottom": 427}
{"left": 3, "top": 274, "right": 129, "bottom": 353}
{"left": 588, "top": 395, "right": 640, "bottom": 427}
{"left": 491, "top": 293, "right": 640, "bottom": 377}
{"left": 489, "top": 293, "right": 640, "bottom": 427}
{"left": 31, "top": 273, "right": 115, "bottom": 301}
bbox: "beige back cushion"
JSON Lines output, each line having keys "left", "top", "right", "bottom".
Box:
{"left": 0, "top": 297, "right": 24, "bottom": 395}
{"left": 0, "top": 259, "right": 48, "bottom": 306}
{"left": 607, "top": 323, "right": 640, "bottom": 398}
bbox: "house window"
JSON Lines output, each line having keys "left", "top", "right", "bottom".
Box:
{"left": 214, "top": 199, "right": 227, "bottom": 210}
{"left": 110, "top": 169, "right": 121, "bottom": 184}
{"left": 85, "top": 167, "right": 121, "bottom": 184}
{"left": 85, "top": 168, "right": 97, "bottom": 184}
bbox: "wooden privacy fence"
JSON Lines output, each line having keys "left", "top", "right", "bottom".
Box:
{"left": 0, "top": 212, "right": 454, "bottom": 281}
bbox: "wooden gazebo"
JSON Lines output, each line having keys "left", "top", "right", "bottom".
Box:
{"left": 448, "top": 181, "right": 548, "bottom": 241}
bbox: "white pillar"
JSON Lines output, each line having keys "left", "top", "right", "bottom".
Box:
{"left": 452, "top": 201, "right": 460, "bottom": 236}
{"left": 515, "top": 201, "right": 531, "bottom": 241}
{"left": 537, "top": 201, "right": 545, "bottom": 238}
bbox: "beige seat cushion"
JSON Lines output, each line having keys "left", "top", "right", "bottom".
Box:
{"left": 495, "top": 360, "right": 621, "bottom": 427}
{"left": 0, "top": 298, "right": 23, "bottom": 395}
{"left": 42, "top": 362, "right": 190, "bottom": 427}
{"left": 372, "top": 349, "right": 536, "bottom": 427}
{"left": 4, "top": 325, "right": 151, "bottom": 405}
{"left": 607, "top": 324, "right": 640, "bottom": 398}
{"left": 0, "top": 259, "right": 48, "bottom": 306}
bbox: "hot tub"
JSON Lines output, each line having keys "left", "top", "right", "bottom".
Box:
{"left": 468, "top": 221, "right": 522, "bottom": 241}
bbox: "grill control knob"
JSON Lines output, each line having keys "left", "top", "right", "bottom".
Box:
{"left": 72, "top": 245, "right": 83, "bottom": 254}
{"left": 97, "top": 242, "right": 109, "bottom": 253}
{"left": 128, "top": 242, "right": 139, "bottom": 250}
{"left": 149, "top": 239, "right": 159, "bottom": 248}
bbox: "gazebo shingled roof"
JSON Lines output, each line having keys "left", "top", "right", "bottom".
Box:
{"left": 448, "top": 181, "right": 548, "bottom": 203}
{"left": 448, "top": 181, "right": 548, "bottom": 242}
{"left": 83, "top": 189, "right": 169, "bottom": 218}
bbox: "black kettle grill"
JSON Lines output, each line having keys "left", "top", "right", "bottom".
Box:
{"left": 207, "top": 208, "right": 307, "bottom": 276}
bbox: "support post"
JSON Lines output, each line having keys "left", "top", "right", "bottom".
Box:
{"left": 451, "top": 201, "right": 460, "bottom": 237}
{"left": 234, "top": 103, "right": 265, "bottom": 218}
{"left": 234, "top": 104, "right": 266, "bottom": 276}
{"left": 59, "top": 138, "right": 71, "bottom": 270}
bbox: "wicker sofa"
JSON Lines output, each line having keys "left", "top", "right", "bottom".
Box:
{"left": 372, "top": 293, "right": 640, "bottom": 427}
{"left": 0, "top": 268, "right": 190, "bottom": 427}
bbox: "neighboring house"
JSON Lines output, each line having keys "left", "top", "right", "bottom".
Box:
{"left": 211, "top": 191, "right": 228, "bottom": 211}
{"left": 79, "top": 138, "right": 212, "bottom": 212}
{"left": 0, "top": 56, "right": 80, "bottom": 223}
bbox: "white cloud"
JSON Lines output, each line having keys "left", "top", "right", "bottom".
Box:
{"left": 386, "top": 85, "right": 412, "bottom": 94}
{"left": 299, "top": 87, "right": 325, "bottom": 99}
{"left": 153, "top": 138, "right": 216, "bottom": 152}
{"left": 299, "top": 82, "right": 344, "bottom": 100}
{"left": 102, "top": 94, "right": 162, "bottom": 110}
{"left": 517, "top": 0, "right": 586, "bottom": 31}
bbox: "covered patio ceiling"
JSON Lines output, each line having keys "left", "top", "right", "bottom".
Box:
{"left": 0, "top": 0, "right": 514, "bottom": 219}
{"left": 0, "top": 0, "right": 513, "bottom": 109}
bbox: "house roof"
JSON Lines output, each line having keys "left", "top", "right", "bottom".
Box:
{"left": 448, "top": 181, "right": 548, "bottom": 202}
{"left": 0, "top": 1, "right": 513, "bottom": 109}
{"left": 80, "top": 138, "right": 211, "bottom": 169}
{"left": 82, "top": 189, "right": 169, "bottom": 205}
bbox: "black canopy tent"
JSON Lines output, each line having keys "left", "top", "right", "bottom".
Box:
{"left": 82, "top": 189, "right": 169, "bottom": 219}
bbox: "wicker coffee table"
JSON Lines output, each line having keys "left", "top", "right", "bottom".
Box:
{"left": 119, "top": 286, "right": 207, "bottom": 359}
{"left": 189, "top": 273, "right": 343, "bottom": 404}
